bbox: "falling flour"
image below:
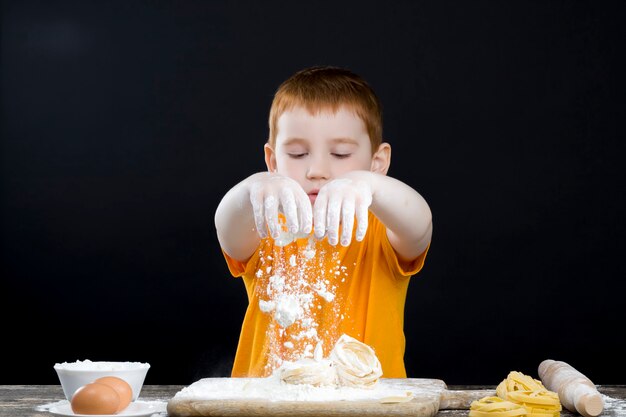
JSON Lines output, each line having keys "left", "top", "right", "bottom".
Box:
{"left": 258, "top": 235, "right": 338, "bottom": 331}
{"left": 274, "top": 294, "right": 304, "bottom": 328}
{"left": 254, "top": 224, "right": 351, "bottom": 374}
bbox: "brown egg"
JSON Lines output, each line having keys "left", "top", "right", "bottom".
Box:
{"left": 71, "top": 382, "right": 120, "bottom": 415}
{"left": 94, "top": 376, "right": 133, "bottom": 412}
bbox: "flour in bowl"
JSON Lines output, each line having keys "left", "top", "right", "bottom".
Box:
{"left": 54, "top": 360, "right": 149, "bottom": 370}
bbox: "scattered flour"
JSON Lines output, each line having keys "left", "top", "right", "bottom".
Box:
{"left": 274, "top": 228, "right": 309, "bottom": 247}
{"left": 259, "top": 300, "right": 275, "bottom": 313}
{"left": 274, "top": 230, "right": 295, "bottom": 247}
{"left": 303, "top": 248, "right": 316, "bottom": 259}
{"left": 293, "top": 327, "right": 317, "bottom": 340}
{"left": 600, "top": 393, "right": 626, "bottom": 416}
{"left": 36, "top": 400, "right": 68, "bottom": 412}
{"left": 274, "top": 294, "right": 304, "bottom": 327}
{"left": 253, "top": 218, "right": 353, "bottom": 374}
{"left": 255, "top": 234, "right": 339, "bottom": 333}
{"left": 171, "top": 376, "right": 418, "bottom": 402}
{"left": 37, "top": 399, "right": 167, "bottom": 415}
{"left": 269, "top": 274, "right": 285, "bottom": 292}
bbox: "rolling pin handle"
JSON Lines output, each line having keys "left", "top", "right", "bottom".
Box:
{"left": 577, "top": 393, "right": 604, "bottom": 417}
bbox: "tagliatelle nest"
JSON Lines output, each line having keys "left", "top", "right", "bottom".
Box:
{"left": 330, "top": 334, "right": 382, "bottom": 388}
{"left": 470, "top": 396, "right": 528, "bottom": 417}
{"left": 277, "top": 334, "right": 382, "bottom": 388}
{"left": 279, "top": 358, "right": 337, "bottom": 386}
{"left": 493, "top": 371, "right": 562, "bottom": 417}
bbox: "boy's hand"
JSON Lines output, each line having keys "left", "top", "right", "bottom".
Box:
{"left": 249, "top": 173, "right": 313, "bottom": 239}
{"left": 314, "top": 175, "right": 372, "bottom": 246}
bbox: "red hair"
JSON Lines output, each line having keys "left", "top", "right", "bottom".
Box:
{"left": 268, "top": 66, "right": 383, "bottom": 153}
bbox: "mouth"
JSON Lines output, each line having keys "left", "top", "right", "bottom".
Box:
{"left": 308, "top": 190, "right": 319, "bottom": 204}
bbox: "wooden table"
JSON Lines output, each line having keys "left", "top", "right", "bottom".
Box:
{"left": 1, "top": 385, "right": 625, "bottom": 417}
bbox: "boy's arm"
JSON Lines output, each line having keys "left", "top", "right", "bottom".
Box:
{"left": 214, "top": 174, "right": 262, "bottom": 262}
{"left": 215, "top": 172, "right": 312, "bottom": 262}
{"left": 314, "top": 171, "right": 432, "bottom": 262}
{"left": 367, "top": 173, "right": 432, "bottom": 262}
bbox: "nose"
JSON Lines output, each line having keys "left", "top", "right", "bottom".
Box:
{"left": 306, "top": 155, "right": 330, "bottom": 180}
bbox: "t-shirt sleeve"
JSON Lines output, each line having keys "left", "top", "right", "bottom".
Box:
{"left": 377, "top": 216, "right": 430, "bottom": 277}
{"left": 222, "top": 247, "right": 261, "bottom": 278}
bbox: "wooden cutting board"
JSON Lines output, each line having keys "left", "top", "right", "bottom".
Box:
{"left": 167, "top": 378, "right": 494, "bottom": 417}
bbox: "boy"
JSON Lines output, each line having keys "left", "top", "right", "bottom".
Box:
{"left": 214, "top": 66, "right": 432, "bottom": 378}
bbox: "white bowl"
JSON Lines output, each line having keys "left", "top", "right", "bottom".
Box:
{"left": 54, "top": 360, "right": 150, "bottom": 401}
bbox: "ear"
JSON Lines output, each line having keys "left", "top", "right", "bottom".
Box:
{"left": 264, "top": 143, "right": 277, "bottom": 172}
{"left": 370, "top": 142, "right": 391, "bottom": 175}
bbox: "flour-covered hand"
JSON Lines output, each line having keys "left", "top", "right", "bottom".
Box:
{"left": 249, "top": 174, "right": 312, "bottom": 239}
{"left": 313, "top": 176, "right": 372, "bottom": 246}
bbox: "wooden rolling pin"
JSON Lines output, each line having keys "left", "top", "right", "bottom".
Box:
{"left": 538, "top": 359, "right": 604, "bottom": 417}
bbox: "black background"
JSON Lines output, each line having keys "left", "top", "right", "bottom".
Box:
{"left": 2, "top": 1, "right": 625, "bottom": 386}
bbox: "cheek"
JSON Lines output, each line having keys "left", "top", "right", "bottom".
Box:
{"left": 275, "top": 157, "right": 304, "bottom": 177}
{"left": 334, "top": 155, "right": 372, "bottom": 174}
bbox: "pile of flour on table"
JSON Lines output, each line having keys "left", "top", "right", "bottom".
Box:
{"left": 170, "top": 375, "right": 418, "bottom": 402}
{"left": 172, "top": 335, "right": 418, "bottom": 403}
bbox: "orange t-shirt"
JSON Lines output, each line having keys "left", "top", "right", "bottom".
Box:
{"left": 223, "top": 212, "right": 428, "bottom": 378}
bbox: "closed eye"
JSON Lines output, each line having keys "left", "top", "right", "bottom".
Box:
{"left": 288, "top": 153, "right": 308, "bottom": 159}
{"left": 332, "top": 153, "right": 351, "bottom": 159}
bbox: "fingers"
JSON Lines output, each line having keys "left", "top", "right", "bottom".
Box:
{"left": 340, "top": 197, "right": 355, "bottom": 246}
{"left": 314, "top": 188, "right": 328, "bottom": 240}
{"left": 264, "top": 194, "right": 281, "bottom": 239}
{"left": 295, "top": 188, "right": 313, "bottom": 235}
{"left": 249, "top": 183, "right": 267, "bottom": 238}
{"left": 314, "top": 179, "right": 372, "bottom": 246}
{"left": 250, "top": 175, "right": 313, "bottom": 240}
{"left": 251, "top": 175, "right": 371, "bottom": 245}
{"left": 280, "top": 187, "right": 299, "bottom": 234}
{"left": 355, "top": 199, "right": 369, "bottom": 242}
{"left": 326, "top": 193, "right": 342, "bottom": 246}
{"left": 355, "top": 183, "right": 372, "bottom": 242}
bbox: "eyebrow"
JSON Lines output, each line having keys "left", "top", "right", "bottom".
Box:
{"left": 282, "top": 137, "right": 359, "bottom": 145}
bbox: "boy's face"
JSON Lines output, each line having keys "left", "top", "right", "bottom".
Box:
{"left": 266, "top": 105, "right": 378, "bottom": 204}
